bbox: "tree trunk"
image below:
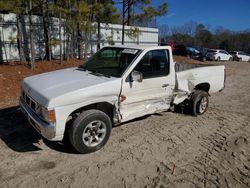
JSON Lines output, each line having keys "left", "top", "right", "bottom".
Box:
{"left": 29, "top": 0, "right": 35, "bottom": 69}
{"left": 127, "top": 0, "right": 132, "bottom": 26}
{"left": 97, "top": 18, "right": 101, "bottom": 51}
{"left": 42, "top": 0, "right": 51, "bottom": 61}
{"left": 77, "top": 24, "right": 83, "bottom": 59}
{"left": 59, "top": 12, "right": 62, "bottom": 64}
{"left": 66, "top": 32, "right": 70, "bottom": 61}
{"left": 16, "top": 15, "right": 27, "bottom": 63}
{"left": 70, "top": 31, "right": 75, "bottom": 59}
{"left": 63, "top": 20, "right": 66, "bottom": 60}
{"left": 122, "top": 0, "right": 125, "bottom": 45}
{"left": 84, "top": 32, "right": 88, "bottom": 61}
{"left": 96, "top": 0, "right": 101, "bottom": 51}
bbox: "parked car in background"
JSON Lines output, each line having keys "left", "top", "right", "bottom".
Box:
{"left": 173, "top": 45, "right": 200, "bottom": 58}
{"left": 206, "top": 49, "right": 233, "bottom": 61}
{"left": 229, "top": 51, "right": 250, "bottom": 62}
{"left": 193, "top": 47, "right": 210, "bottom": 62}
{"left": 160, "top": 42, "right": 175, "bottom": 52}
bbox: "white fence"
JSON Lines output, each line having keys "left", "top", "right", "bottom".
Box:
{"left": 0, "top": 13, "right": 159, "bottom": 62}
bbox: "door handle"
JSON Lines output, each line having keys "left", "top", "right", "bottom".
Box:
{"left": 162, "top": 84, "right": 169, "bottom": 88}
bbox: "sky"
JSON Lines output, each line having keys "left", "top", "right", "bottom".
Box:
{"left": 154, "top": 0, "right": 250, "bottom": 31}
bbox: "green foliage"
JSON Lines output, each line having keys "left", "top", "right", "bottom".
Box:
{"left": 0, "top": 0, "right": 25, "bottom": 14}
{"left": 126, "top": 27, "right": 140, "bottom": 40}
{"left": 106, "top": 35, "right": 114, "bottom": 45}
{"left": 49, "top": 39, "right": 61, "bottom": 46}
{"left": 8, "top": 36, "right": 17, "bottom": 44}
{"left": 131, "top": 0, "right": 168, "bottom": 26}
{"left": 99, "top": 1, "right": 119, "bottom": 24}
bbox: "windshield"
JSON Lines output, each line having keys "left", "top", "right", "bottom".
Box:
{"left": 79, "top": 47, "right": 141, "bottom": 77}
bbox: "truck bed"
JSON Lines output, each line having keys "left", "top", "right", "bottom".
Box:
{"left": 175, "top": 62, "right": 225, "bottom": 94}
{"left": 173, "top": 62, "right": 225, "bottom": 105}
{"left": 175, "top": 62, "right": 214, "bottom": 72}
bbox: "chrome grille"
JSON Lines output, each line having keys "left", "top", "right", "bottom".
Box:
{"left": 23, "top": 92, "right": 37, "bottom": 112}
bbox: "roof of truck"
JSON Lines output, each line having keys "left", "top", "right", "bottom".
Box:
{"left": 105, "top": 45, "right": 171, "bottom": 50}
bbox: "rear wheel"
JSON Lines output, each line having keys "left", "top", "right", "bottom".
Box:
{"left": 217, "top": 56, "right": 221, "bottom": 61}
{"left": 238, "top": 57, "right": 242, "bottom": 62}
{"left": 229, "top": 57, "right": 233, "bottom": 61}
{"left": 189, "top": 90, "right": 209, "bottom": 116}
{"left": 69, "top": 110, "right": 112, "bottom": 153}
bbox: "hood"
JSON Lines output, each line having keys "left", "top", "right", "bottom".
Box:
{"left": 23, "top": 67, "right": 119, "bottom": 107}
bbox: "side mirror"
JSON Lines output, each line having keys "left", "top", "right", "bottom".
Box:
{"left": 131, "top": 71, "right": 143, "bottom": 82}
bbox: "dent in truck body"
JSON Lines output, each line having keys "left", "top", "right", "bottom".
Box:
{"left": 118, "top": 95, "right": 173, "bottom": 123}
{"left": 172, "top": 65, "right": 225, "bottom": 105}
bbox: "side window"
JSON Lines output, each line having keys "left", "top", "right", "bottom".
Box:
{"left": 134, "top": 50, "right": 170, "bottom": 79}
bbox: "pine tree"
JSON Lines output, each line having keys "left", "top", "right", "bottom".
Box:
{"left": 119, "top": 0, "right": 168, "bottom": 44}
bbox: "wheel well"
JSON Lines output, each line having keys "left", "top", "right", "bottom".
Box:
{"left": 194, "top": 83, "right": 210, "bottom": 92}
{"left": 69, "top": 102, "right": 115, "bottom": 121}
{"left": 64, "top": 102, "right": 115, "bottom": 140}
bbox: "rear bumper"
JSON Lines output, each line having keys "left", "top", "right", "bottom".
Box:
{"left": 206, "top": 56, "right": 216, "bottom": 60}
{"left": 19, "top": 97, "right": 56, "bottom": 140}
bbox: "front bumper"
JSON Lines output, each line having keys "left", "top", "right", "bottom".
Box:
{"left": 19, "top": 97, "right": 56, "bottom": 140}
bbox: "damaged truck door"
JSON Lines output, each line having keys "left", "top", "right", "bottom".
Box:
{"left": 119, "top": 49, "right": 175, "bottom": 122}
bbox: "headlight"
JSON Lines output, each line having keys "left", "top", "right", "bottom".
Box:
{"left": 41, "top": 106, "right": 55, "bottom": 122}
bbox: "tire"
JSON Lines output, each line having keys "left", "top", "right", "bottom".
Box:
{"left": 238, "top": 58, "right": 242, "bottom": 62}
{"left": 189, "top": 90, "right": 209, "bottom": 116}
{"left": 69, "top": 109, "right": 112, "bottom": 154}
{"left": 217, "top": 57, "right": 221, "bottom": 61}
{"left": 229, "top": 57, "right": 233, "bottom": 61}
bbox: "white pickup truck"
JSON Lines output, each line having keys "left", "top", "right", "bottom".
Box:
{"left": 20, "top": 45, "right": 225, "bottom": 153}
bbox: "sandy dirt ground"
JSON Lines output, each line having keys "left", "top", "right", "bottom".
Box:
{"left": 0, "top": 61, "right": 250, "bottom": 188}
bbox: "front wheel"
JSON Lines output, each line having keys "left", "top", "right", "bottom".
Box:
{"left": 69, "top": 110, "right": 112, "bottom": 153}
{"left": 189, "top": 90, "right": 209, "bottom": 116}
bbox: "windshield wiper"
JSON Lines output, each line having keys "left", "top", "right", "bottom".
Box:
{"left": 90, "top": 71, "right": 111, "bottom": 78}
{"left": 77, "top": 64, "right": 88, "bottom": 71}
{"left": 78, "top": 65, "right": 111, "bottom": 78}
